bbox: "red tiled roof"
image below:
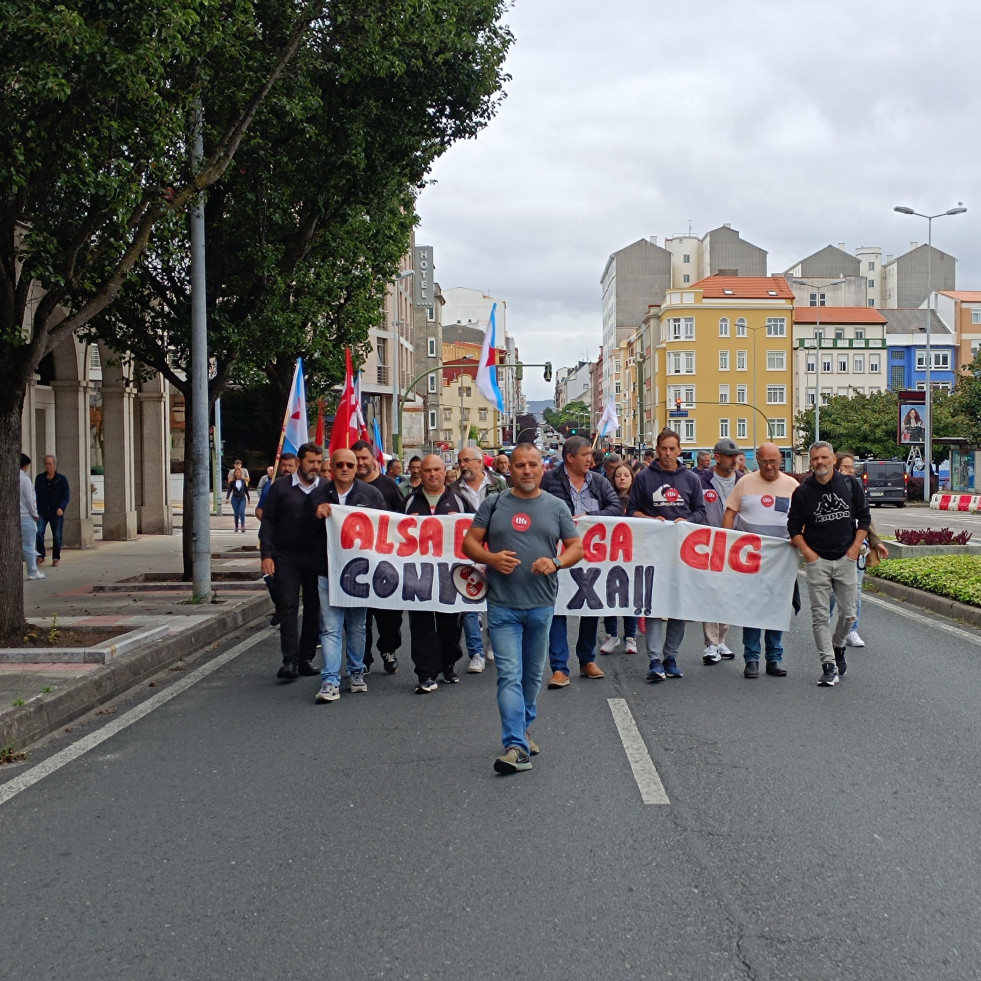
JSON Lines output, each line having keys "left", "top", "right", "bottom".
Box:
{"left": 937, "top": 291, "right": 981, "bottom": 302}
{"left": 793, "top": 307, "right": 887, "bottom": 324}
{"left": 690, "top": 275, "right": 794, "bottom": 299}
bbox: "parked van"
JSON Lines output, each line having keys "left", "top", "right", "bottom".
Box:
{"left": 862, "top": 460, "right": 907, "bottom": 507}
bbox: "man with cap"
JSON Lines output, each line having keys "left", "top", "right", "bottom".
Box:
{"left": 698, "top": 438, "right": 743, "bottom": 664}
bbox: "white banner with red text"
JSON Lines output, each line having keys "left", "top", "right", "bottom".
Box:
{"left": 324, "top": 507, "right": 798, "bottom": 631}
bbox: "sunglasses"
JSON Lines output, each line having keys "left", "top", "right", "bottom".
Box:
{"left": 333, "top": 461, "right": 356, "bottom": 469}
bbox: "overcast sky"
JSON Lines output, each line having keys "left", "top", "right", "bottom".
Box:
{"left": 415, "top": 0, "right": 979, "bottom": 402}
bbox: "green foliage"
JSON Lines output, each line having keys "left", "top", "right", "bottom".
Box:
{"left": 946, "top": 348, "right": 981, "bottom": 445}
{"left": 868, "top": 555, "right": 981, "bottom": 606}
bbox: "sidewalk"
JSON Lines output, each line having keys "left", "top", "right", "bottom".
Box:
{"left": 1, "top": 510, "right": 271, "bottom": 750}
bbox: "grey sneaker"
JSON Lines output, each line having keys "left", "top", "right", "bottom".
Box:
{"left": 834, "top": 646, "right": 847, "bottom": 677}
{"left": 315, "top": 681, "right": 340, "bottom": 703}
{"left": 818, "top": 663, "right": 839, "bottom": 687}
{"left": 467, "top": 654, "right": 485, "bottom": 673}
{"left": 348, "top": 670, "right": 367, "bottom": 693}
{"left": 494, "top": 746, "right": 532, "bottom": 774}
{"left": 415, "top": 677, "right": 438, "bottom": 694}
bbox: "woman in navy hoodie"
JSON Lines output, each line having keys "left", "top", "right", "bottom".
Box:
{"left": 626, "top": 429, "right": 706, "bottom": 683}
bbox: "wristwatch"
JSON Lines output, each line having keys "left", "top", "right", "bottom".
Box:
{"left": 552, "top": 556, "right": 562, "bottom": 570}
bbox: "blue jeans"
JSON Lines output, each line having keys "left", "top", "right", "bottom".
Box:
{"left": 487, "top": 604, "right": 553, "bottom": 754}
{"left": 36, "top": 514, "right": 64, "bottom": 561}
{"left": 742, "top": 627, "right": 784, "bottom": 663}
{"left": 548, "top": 615, "right": 599, "bottom": 672}
{"left": 462, "top": 611, "right": 484, "bottom": 658}
{"left": 229, "top": 496, "right": 247, "bottom": 528}
{"left": 317, "top": 576, "right": 366, "bottom": 685}
{"left": 21, "top": 515, "right": 39, "bottom": 575}
{"left": 603, "top": 615, "right": 638, "bottom": 638}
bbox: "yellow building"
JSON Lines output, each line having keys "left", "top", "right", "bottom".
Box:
{"left": 651, "top": 276, "right": 795, "bottom": 467}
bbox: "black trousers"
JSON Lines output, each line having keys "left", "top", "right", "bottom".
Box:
{"left": 274, "top": 558, "right": 320, "bottom": 664}
{"left": 364, "top": 608, "right": 403, "bottom": 667}
{"left": 408, "top": 611, "right": 462, "bottom": 681}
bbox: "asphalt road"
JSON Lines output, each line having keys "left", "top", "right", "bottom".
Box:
{"left": 871, "top": 503, "right": 981, "bottom": 537}
{"left": 2, "top": 588, "right": 981, "bottom": 980}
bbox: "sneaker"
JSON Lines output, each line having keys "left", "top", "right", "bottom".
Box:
{"left": 494, "top": 746, "right": 532, "bottom": 775}
{"left": 765, "top": 661, "right": 787, "bottom": 677}
{"left": 646, "top": 658, "right": 666, "bottom": 682}
{"left": 744, "top": 660, "right": 759, "bottom": 679}
{"left": 362, "top": 662, "right": 372, "bottom": 676}
{"left": 702, "top": 644, "right": 721, "bottom": 664}
{"left": 663, "top": 656, "right": 683, "bottom": 679}
{"left": 382, "top": 652, "right": 398, "bottom": 674}
{"left": 27, "top": 571, "right": 46, "bottom": 580}
{"left": 717, "top": 643, "right": 735, "bottom": 660}
{"left": 443, "top": 668, "right": 460, "bottom": 684}
{"left": 845, "top": 631, "right": 865, "bottom": 648}
{"left": 599, "top": 635, "right": 619, "bottom": 655}
{"left": 624, "top": 637, "right": 638, "bottom": 654}
{"left": 415, "top": 677, "right": 438, "bottom": 694}
{"left": 315, "top": 681, "right": 340, "bottom": 702}
{"left": 818, "top": 663, "right": 839, "bottom": 687}
{"left": 277, "top": 660, "right": 299, "bottom": 680}
{"left": 485, "top": 648, "right": 494, "bottom": 662}
{"left": 526, "top": 732, "right": 540, "bottom": 756}
{"left": 348, "top": 670, "right": 367, "bottom": 693}
{"left": 467, "top": 655, "right": 485, "bottom": 673}
{"left": 834, "top": 646, "right": 847, "bottom": 677}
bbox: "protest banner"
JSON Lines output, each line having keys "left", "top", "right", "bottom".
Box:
{"left": 324, "top": 506, "right": 798, "bottom": 631}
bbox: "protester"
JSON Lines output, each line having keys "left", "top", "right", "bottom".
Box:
{"left": 400, "top": 455, "right": 423, "bottom": 498}
{"left": 403, "top": 455, "right": 471, "bottom": 693}
{"left": 352, "top": 440, "right": 405, "bottom": 675}
{"left": 722, "top": 442, "right": 799, "bottom": 678}
{"left": 319, "top": 460, "right": 332, "bottom": 480}
{"left": 736, "top": 452, "right": 748, "bottom": 475}
{"left": 603, "top": 452, "right": 622, "bottom": 482}
{"left": 695, "top": 450, "right": 712, "bottom": 472}
{"left": 445, "top": 465, "right": 460, "bottom": 487}
{"left": 453, "top": 446, "right": 506, "bottom": 673}
{"left": 225, "top": 466, "right": 251, "bottom": 532}
{"left": 543, "top": 435, "right": 622, "bottom": 688}
{"left": 259, "top": 443, "right": 325, "bottom": 681}
{"left": 388, "top": 459, "right": 403, "bottom": 482}
{"left": 627, "top": 429, "right": 706, "bottom": 682}
{"left": 255, "top": 453, "right": 297, "bottom": 627}
{"left": 226, "top": 459, "right": 250, "bottom": 485}
{"left": 698, "top": 438, "right": 742, "bottom": 664}
{"left": 599, "top": 463, "right": 638, "bottom": 655}
{"left": 35, "top": 454, "right": 70, "bottom": 566}
{"left": 310, "top": 448, "right": 384, "bottom": 702}
{"left": 255, "top": 453, "right": 296, "bottom": 521}
{"left": 787, "top": 441, "right": 871, "bottom": 687}
{"left": 256, "top": 465, "right": 275, "bottom": 496}
{"left": 590, "top": 448, "right": 604, "bottom": 472}
{"left": 493, "top": 453, "right": 512, "bottom": 486}
{"left": 20, "top": 454, "right": 43, "bottom": 580}
{"left": 463, "top": 443, "right": 583, "bottom": 775}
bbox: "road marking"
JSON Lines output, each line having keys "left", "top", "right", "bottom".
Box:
{"left": 608, "top": 698, "right": 669, "bottom": 805}
{"left": 0, "top": 630, "right": 271, "bottom": 809}
{"left": 857, "top": 592, "right": 981, "bottom": 646}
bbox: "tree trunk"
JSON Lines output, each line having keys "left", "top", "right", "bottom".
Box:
{"left": 0, "top": 368, "right": 31, "bottom": 643}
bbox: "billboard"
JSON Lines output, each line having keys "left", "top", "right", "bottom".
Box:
{"left": 898, "top": 390, "right": 926, "bottom": 445}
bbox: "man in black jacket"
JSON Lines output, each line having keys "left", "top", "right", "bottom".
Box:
{"left": 259, "top": 442, "right": 326, "bottom": 681}
{"left": 787, "top": 440, "right": 871, "bottom": 687}
{"left": 35, "top": 455, "right": 70, "bottom": 566}
{"left": 403, "top": 454, "right": 471, "bottom": 693}
{"left": 542, "top": 436, "right": 623, "bottom": 688}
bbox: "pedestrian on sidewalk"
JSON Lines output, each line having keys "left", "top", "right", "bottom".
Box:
{"left": 35, "top": 454, "right": 70, "bottom": 566}
{"left": 787, "top": 441, "right": 871, "bottom": 687}
{"left": 226, "top": 459, "right": 250, "bottom": 486}
{"left": 462, "top": 443, "right": 584, "bottom": 775}
{"left": 20, "top": 453, "right": 44, "bottom": 580}
{"left": 311, "top": 448, "right": 384, "bottom": 703}
{"left": 259, "top": 443, "right": 325, "bottom": 681}
{"left": 226, "top": 467, "right": 251, "bottom": 532}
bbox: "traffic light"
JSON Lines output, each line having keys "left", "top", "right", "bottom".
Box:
{"left": 544, "top": 361, "right": 552, "bottom": 383}
{"left": 675, "top": 396, "right": 682, "bottom": 411}
{"left": 570, "top": 427, "right": 577, "bottom": 434}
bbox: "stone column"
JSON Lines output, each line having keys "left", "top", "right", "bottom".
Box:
{"left": 101, "top": 382, "right": 137, "bottom": 540}
{"left": 136, "top": 375, "right": 172, "bottom": 534}
{"left": 50, "top": 379, "right": 95, "bottom": 548}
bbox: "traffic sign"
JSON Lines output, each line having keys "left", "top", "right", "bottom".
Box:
{"left": 669, "top": 411, "right": 689, "bottom": 418}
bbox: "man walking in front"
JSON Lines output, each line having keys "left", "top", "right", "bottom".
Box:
{"left": 787, "top": 441, "right": 870, "bottom": 687}
{"left": 463, "top": 443, "right": 583, "bottom": 775}
{"left": 35, "top": 454, "right": 70, "bottom": 567}
{"left": 543, "top": 435, "right": 622, "bottom": 688}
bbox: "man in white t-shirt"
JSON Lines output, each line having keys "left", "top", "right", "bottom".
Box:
{"left": 722, "top": 442, "right": 799, "bottom": 679}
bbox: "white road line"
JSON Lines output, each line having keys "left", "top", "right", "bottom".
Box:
{"left": 608, "top": 698, "right": 670, "bottom": 805}
{"left": 855, "top": 591, "right": 981, "bottom": 646}
{"left": 0, "top": 630, "right": 271, "bottom": 810}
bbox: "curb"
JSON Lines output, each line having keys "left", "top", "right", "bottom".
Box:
{"left": 0, "top": 593, "right": 271, "bottom": 751}
{"left": 866, "top": 577, "right": 981, "bottom": 630}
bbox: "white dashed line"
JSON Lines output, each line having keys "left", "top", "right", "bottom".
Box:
{"left": 608, "top": 698, "right": 670, "bottom": 805}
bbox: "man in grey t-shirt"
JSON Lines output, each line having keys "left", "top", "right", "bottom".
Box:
{"left": 463, "top": 443, "right": 583, "bottom": 775}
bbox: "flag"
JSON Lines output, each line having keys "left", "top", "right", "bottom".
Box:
{"left": 328, "top": 349, "right": 361, "bottom": 457}
{"left": 476, "top": 302, "right": 505, "bottom": 413}
{"left": 281, "top": 358, "right": 308, "bottom": 456}
{"left": 314, "top": 399, "right": 324, "bottom": 447}
{"left": 598, "top": 398, "right": 619, "bottom": 438}
{"left": 372, "top": 417, "right": 386, "bottom": 472}
{"left": 354, "top": 372, "right": 370, "bottom": 443}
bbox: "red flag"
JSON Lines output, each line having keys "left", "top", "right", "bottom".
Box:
{"left": 314, "top": 399, "right": 325, "bottom": 446}
{"left": 328, "top": 350, "right": 361, "bottom": 458}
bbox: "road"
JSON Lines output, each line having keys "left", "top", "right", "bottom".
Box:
{"left": 867, "top": 502, "right": 981, "bottom": 538}
{"left": 2, "top": 587, "right": 981, "bottom": 980}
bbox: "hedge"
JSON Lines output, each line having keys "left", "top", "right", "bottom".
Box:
{"left": 867, "top": 555, "right": 981, "bottom": 607}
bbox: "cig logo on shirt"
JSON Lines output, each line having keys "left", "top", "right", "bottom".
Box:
{"left": 512, "top": 513, "right": 531, "bottom": 532}
{"left": 761, "top": 495, "right": 774, "bottom": 508}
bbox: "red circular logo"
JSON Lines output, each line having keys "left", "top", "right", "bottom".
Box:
{"left": 704, "top": 489, "right": 718, "bottom": 503}
{"left": 664, "top": 487, "right": 679, "bottom": 502}
{"left": 761, "top": 494, "right": 775, "bottom": 508}
{"left": 512, "top": 513, "right": 531, "bottom": 532}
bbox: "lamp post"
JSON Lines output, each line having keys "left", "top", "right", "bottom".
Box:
{"left": 792, "top": 279, "right": 845, "bottom": 444}
{"left": 391, "top": 269, "right": 414, "bottom": 459}
{"left": 893, "top": 205, "right": 967, "bottom": 501}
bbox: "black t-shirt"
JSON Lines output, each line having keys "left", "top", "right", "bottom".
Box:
{"left": 362, "top": 473, "right": 404, "bottom": 512}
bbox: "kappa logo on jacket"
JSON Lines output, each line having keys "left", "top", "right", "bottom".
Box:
{"left": 812, "top": 492, "right": 850, "bottom": 523}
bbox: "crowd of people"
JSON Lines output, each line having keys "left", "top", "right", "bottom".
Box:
{"left": 256, "top": 429, "right": 881, "bottom": 774}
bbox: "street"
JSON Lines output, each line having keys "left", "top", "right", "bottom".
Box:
{"left": 2, "top": 584, "right": 981, "bottom": 980}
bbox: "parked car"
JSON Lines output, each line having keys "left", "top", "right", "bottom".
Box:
{"left": 862, "top": 460, "right": 907, "bottom": 507}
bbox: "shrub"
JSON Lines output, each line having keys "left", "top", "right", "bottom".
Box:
{"left": 894, "top": 528, "right": 973, "bottom": 546}
{"left": 868, "top": 555, "right": 981, "bottom": 606}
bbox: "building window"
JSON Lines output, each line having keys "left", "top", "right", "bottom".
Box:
{"left": 806, "top": 392, "right": 816, "bottom": 407}
{"left": 766, "top": 317, "right": 787, "bottom": 337}
{"left": 890, "top": 365, "right": 904, "bottom": 388}
{"left": 428, "top": 337, "right": 437, "bottom": 358}
{"left": 443, "top": 429, "right": 453, "bottom": 441}
{"left": 669, "top": 352, "right": 682, "bottom": 374}
{"left": 834, "top": 328, "right": 845, "bottom": 341}
{"left": 892, "top": 350, "right": 904, "bottom": 360}
{"left": 806, "top": 356, "right": 816, "bottom": 373}
{"left": 869, "top": 356, "right": 880, "bottom": 372}
{"left": 719, "top": 317, "right": 730, "bottom": 337}
{"left": 736, "top": 385, "right": 747, "bottom": 404}
{"left": 462, "top": 408, "right": 470, "bottom": 421}
{"left": 736, "top": 318, "right": 747, "bottom": 337}
{"left": 479, "top": 408, "right": 487, "bottom": 421}
{"left": 683, "top": 420, "right": 696, "bottom": 442}
{"left": 820, "top": 389, "right": 832, "bottom": 403}
{"left": 809, "top": 292, "right": 826, "bottom": 307}
{"left": 868, "top": 299, "right": 875, "bottom": 307}
{"left": 684, "top": 352, "right": 695, "bottom": 373}
{"left": 868, "top": 279, "right": 875, "bottom": 288}
{"left": 683, "top": 385, "right": 695, "bottom": 406}
{"left": 736, "top": 350, "right": 747, "bottom": 371}
{"left": 683, "top": 254, "right": 691, "bottom": 263}
{"left": 428, "top": 373, "right": 437, "bottom": 393}
{"left": 838, "top": 356, "right": 848, "bottom": 372}
{"left": 427, "top": 306, "right": 435, "bottom": 322}
{"left": 615, "top": 381, "right": 621, "bottom": 395}
{"left": 855, "top": 329, "right": 865, "bottom": 340}
{"left": 736, "top": 418, "right": 747, "bottom": 439}
{"left": 465, "top": 386, "right": 472, "bottom": 397}
{"left": 719, "top": 384, "right": 729, "bottom": 404}
{"left": 670, "top": 319, "right": 682, "bottom": 340}
{"left": 719, "top": 418, "right": 730, "bottom": 438}
{"left": 377, "top": 337, "right": 387, "bottom": 365}
{"left": 683, "top": 317, "right": 695, "bottom": 340}
{"left": 683, "top": 274, "right": 690, "bottom": 283}
{"left": 766, "top": 385, "right": 786, "bottom": 404}
{"left": 443, "top": 408, "right": 452, "bottom": 422}
{"left": 822, "top": 356, "right": 832, "bottom": 373}
{"left": 766, "top": 351, "right": 786, "bottom": 370}
{"left": 915, "top": 350, "right": 950, "bottom": 370}
{"left": 428, "top": 410, "right": 437, "bottom": 429}
{"left": 853, "top": 356, "right": 865, "bottom": 373}
{"left": 868, "top": 261, "right": 875, "bottom": 271}
{"left": 719, "top": 350, "right": 729, "bottom": 370}
{"left": 770, "top": 419, "right": 787, "bottom": 439}
{"left": 972, "top": 310, "right": 981, "bottom": 324}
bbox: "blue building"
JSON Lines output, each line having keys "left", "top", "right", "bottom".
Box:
{"left": 881, "top": 310, "right": 957, "bottom": 393}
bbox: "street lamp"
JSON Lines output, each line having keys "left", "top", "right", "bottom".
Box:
{"left": 893, "top": 204, "right": 967, "bottom": 501}
{"left": 792, "top": 278, "right": 845, "bottom": 444}
{"left": 391, "top": 269, "right": 414, "bottom": 458}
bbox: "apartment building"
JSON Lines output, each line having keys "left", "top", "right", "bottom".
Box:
{"left": 880, "top": 310, "right": 957, "bottom": 392}
{"left": 934, "top": 291, "right": 981, "bottom": 367}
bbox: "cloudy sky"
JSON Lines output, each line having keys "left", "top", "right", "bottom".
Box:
{"left": 416, "top": 0, "right": 979, "bottom": 402}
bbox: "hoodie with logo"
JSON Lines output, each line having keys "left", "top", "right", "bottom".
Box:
{"left": 786, "top": 472, "right": 870, "bottom": 560}
{"left": 626, "top": 460, "right": 706, "bottom": 524}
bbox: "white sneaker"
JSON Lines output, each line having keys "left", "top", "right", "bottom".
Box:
{"left": 845, "top": 631, "right": 865, "bottom": 648}
{"left": 485, "top": 648, "right": 494, "bottom": 662}
{"left": 624, "top": 636, "right": 638, "bottom": 654}
{"left": 27, "top": 571, "right": 46, "bottom": 580}
{"left": 716, "top": 643, "right": 735, "bottom": 660}
{"left": 702, "top": 644, "right": 721, "bottom": 664}
{"left": 468, "top": 654, "right": 485, "bottom": 673}
{"left": 599, "top": 636, "right": 619, "bottom": 655}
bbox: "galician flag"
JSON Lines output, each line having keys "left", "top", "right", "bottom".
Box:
{"left": 476, "top": 302, "right": 505, "bottom": 413}
{"left": 281, "top": 357, "right": 308, "bottom": 456}
{"left": 598, "top": 397, "right": 619, "bottom": 438}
